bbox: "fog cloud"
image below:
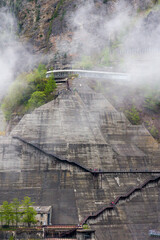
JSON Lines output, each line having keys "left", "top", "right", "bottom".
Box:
{"left": 58, "top": 0, "right": 160, "bottom": 86}
{"left": 0, "top": 8, "right": 39, "bottom": 98}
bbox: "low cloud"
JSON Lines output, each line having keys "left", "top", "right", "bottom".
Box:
{"left": 57, "top": 0, "right": 160, "bottom": 87}
{"left": 0, "top": 7, "right": 39, "bottom": 98}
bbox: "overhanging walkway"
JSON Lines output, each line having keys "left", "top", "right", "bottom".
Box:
{"left": 46, "top": 69, "right": 130, "bottom": 81}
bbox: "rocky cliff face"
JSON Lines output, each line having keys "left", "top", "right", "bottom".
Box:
{"left": 2, "top": 0, "right": 76, "bottom": 57}
{"left": 0, "top": 77, "right": 160, "bottom": 239}
{"left": 1, "top": 0, "right": 157, "bottom": 57}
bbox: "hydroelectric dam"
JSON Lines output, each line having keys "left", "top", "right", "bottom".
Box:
{"left": 0, "top": 70, "right": 160, "bottom": 239}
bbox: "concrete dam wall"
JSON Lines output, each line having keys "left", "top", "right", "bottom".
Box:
{"left": 0, "top": 77, "right": 160, "bottom": 239}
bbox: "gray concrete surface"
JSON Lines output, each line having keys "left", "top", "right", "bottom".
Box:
{"left": 0, "top": 78, "right": 159, "bottom": 239}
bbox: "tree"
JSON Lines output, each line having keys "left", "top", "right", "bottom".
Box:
{"left": 1, "top": 201, "right": 13, "bottom": 227}
{"left": 44, "top": 74, "right": 56, "bottom": 95}
{"left": 21, "top": 197, "right": 37, "bottom": 227}
{"left": 2, "top": 64, "right": 57, "bottom": 121}
{"left": 125, "top": 105, "right": 141, "bottom": 125}
{"left": 12, "top": 198, "right": 21, "bottom": 228}
{"left": 28, "top": 91, "right": 46, "bottom": 109}
{"left": 0, "top": 206, "right": 3, "bottom": 226}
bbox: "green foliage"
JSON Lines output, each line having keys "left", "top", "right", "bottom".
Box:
{"left": 21, "top": 197, "right": 37, "bottom": 227}
{"left": 64, "top": 52, "right": 67, "bottom": 59}
{"left": 144, "top": 97, "right": 158, "bottom": 112}
{"left": 12, "top": 198, "right": 21, "bottom": 227}
{"left": 0, "top": 201, "right": 13, "bottom": 226}
{"left": 76, "top": 44, "right": 121, "bottom": 69}
{"left": 149, "top": 125, "right": 159, "bottom": 139}
{"left": 36, "top": 9, "right": 40, "bottom": 22}
{"left": 83, "top": 224, "right": 90, "bottom": 229}
{"left": 46, "top": 0, "right": 65, "bottom": 46}
{"left": 144, "top": 92, "right": 160, "bottom": 113}
{"left": 22, "top": 207, "right": 37, "bottom": 227}
{"left": 28, "top": 91, "right": 46, "bottom": 109}
{"left": 61, "top": 9, "right": 66, "bottom": 21}
{"left": 138, "top": 0, "right": 160, "bottom": 14}
{"left": 44, "top": 74, "right": 56, "bottom": 95}
{"left": 18, "top": 22, "right": 23, "bottom": 32}
{"left": 125, "top": 106, "right": 141, "bottom": 125}
{"left": 9, "top": 236, "right": 14, "bottom": 240}
{"left": 100, "top": 47, "right": 112, "bottom": 66}
{"left": 0, "top": 197, "right": 37, "bottom": 228}
{"left": 77, "top": 56, "right": 94, "bottom": 69}
{"left": 145, "top": 121, "right": 159, "bottom": 139}
{"left": 14, "top": 0, "right": 22, "bottom": 15}
{"left": 0, "top": 1, "right": 6, "bottom": 7}
{"left": 1, "top": 64, "right": 56, "bottom": 121}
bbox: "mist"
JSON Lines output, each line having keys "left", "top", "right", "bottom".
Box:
{"left": 1, "top": 0, "right": 160, "bottom": 98}
{"left": 57, "top": 0, "right": 160, "bottom": 87}
{"left": 0, "top": 7, "right": 39, "bottom": 99}
{"left": 56, "top": 0, "right": 160, "bottom": 137}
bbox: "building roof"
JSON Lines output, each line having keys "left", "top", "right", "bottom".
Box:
{"left": 33, "top": 206, "right": 52, "bottom": 213}
{"left": 77, "top": 229, "right": 95, "bottom": 232}
{"left": 45, "top": 239, "right": 77, "bottom": 240}
{"left": 46, "top": 225, "right": 81, "bottom": 229}
{"left": 0, "top": 205, "right": 52, "bottom": 214}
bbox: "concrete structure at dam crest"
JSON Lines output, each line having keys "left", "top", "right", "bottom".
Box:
{"left": 0, "top": 78, "right": 159, "bottom": 239}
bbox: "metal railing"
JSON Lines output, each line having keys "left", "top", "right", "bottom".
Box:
{"left": 46, "top": 69, "right": 130, "bottom": 81}
{"left": 80, "top": 175, "right": 160, "bottom": 225}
